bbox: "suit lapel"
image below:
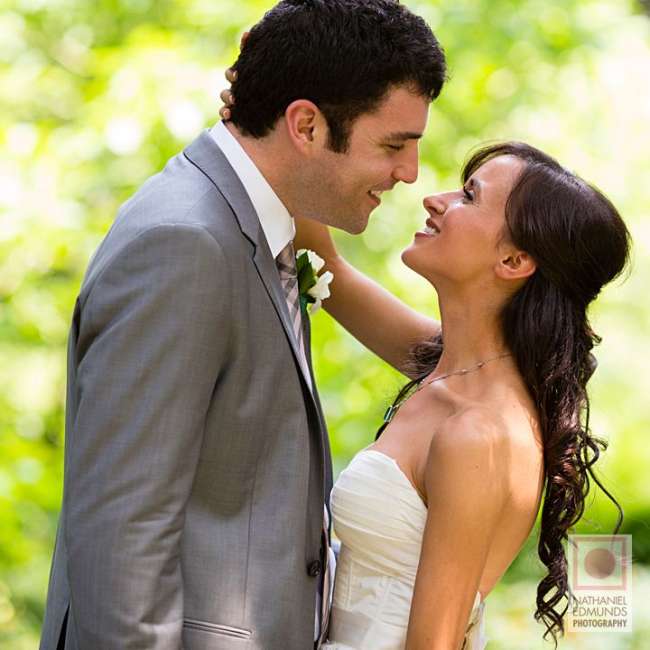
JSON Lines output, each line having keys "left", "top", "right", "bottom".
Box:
{"left": 183, "top": 131, "right": 316, "bottom": 399}
{"left": 303, "top": 312, "right": 333, "bottom": 498}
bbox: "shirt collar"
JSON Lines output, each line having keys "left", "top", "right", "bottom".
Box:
{"left": 210, "top": 121, "right": 295, "bottom": 259}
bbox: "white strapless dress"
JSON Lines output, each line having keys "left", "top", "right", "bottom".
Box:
{"left": 322, "top": 449, "right": 487, "bottom": 650}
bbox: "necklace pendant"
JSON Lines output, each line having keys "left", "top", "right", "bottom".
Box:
{"left": 383, "top": 405, "right": 397, "bottom": 424}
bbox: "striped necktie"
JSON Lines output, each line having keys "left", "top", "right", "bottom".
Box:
{"left": 276, "top": 241, "right": 311, "bottom": 388}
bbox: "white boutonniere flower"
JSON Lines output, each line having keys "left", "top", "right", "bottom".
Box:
{"left": 296, "top": 248, "right": 334, "bottom": 314}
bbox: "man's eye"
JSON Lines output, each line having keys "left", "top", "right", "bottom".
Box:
{"left": 385, "top": 144, "right": 404, "bottom": 151}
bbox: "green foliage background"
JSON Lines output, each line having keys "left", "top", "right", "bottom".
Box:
{"left": 1, "top": 0, "right": 649, "bottom": 647}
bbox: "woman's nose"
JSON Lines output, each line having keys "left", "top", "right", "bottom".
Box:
{"left": 423, "top": 194, "right": 447, "bottom": 215}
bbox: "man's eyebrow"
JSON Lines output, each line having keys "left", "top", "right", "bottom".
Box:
{"left": 384, "top": 131, "right": 423, "bottom": 141}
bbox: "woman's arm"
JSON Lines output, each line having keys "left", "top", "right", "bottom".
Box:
{"left": 295, "top": 216, "right": 439, "bottom": 376}
{"left": 405, "top": 409, "right": 508, "bottom": 649}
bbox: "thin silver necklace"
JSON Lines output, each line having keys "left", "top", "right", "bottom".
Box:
{"left": 382, "top": 352, "right": 512, "bottom": 425}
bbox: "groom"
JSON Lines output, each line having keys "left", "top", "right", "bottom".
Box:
{"left": 40, "top": 1, "right": 445, "bottom": 648}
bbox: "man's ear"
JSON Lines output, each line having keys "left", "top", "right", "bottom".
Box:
{"left": 495, "top": 249, "right": 536, "bottom": 281}
{"left": 284, "top": 100, "right": 328, "bottom": 153}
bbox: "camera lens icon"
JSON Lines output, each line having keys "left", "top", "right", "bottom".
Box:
{"left": 570, "top": 535, "right": 630, "bottom": 591}
{"left": 584, "top": 547, "right": 617, "bottom": 580}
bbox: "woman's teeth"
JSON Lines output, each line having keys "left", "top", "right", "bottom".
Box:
{"left": 423, "top": 224, "right": 440, "bottom": 236}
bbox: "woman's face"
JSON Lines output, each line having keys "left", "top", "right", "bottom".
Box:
{"left": 402, "top": 154, "right": 525, "bottom": 289}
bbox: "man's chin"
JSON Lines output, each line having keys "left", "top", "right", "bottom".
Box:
{"left": 328, "top": 213, "right": 369, "bottom": 235}
{"left": 348, "top": 220, "right": 369, "bottom": 235}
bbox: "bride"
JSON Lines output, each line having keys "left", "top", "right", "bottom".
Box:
{"left": 292, "top": 142, "right": 630, "bottom": 649}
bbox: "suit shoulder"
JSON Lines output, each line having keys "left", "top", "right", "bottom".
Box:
{"left": 117, "top": 151, "right": 235, "bottom": 232}
{"left": 83, "top": 151, "right": 244, "bottom": 280}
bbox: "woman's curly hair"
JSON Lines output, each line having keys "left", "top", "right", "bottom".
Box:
{"left": 378, "top": 142, "right": 631, "bottom": 645}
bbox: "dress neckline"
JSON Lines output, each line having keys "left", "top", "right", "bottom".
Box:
{"left": 358, "top": 448, "right": 428, "bottom": 510}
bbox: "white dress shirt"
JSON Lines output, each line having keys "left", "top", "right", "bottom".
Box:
{"left": 209, "top": 121, "right": 295, "bottom": 258}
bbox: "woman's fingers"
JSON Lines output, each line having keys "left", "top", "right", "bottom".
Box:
{"left": 220, "top": 89, "right": 234, "bottom": 105}
{"left": 220, "top": 30, "right": 248, "bottom": 121}
{"left": 219, "top": 88, "right": 234, "bottom": 120}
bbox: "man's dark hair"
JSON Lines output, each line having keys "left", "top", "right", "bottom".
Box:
{"left": 228, "top": 0, "right": 447, "bottom": 153}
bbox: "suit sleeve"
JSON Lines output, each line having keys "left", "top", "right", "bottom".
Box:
{"left": 64, "top": 224, "right": 232, "bottom": 649}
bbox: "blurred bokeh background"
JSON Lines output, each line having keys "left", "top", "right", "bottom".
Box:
{"left": 1, "top": 0, "right": 649, "bottom": 647}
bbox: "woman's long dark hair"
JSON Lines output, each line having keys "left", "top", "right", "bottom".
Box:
{"left": 378, "top": 142, "right": 631, "bottom": 645}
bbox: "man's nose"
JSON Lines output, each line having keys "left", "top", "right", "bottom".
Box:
{"left": 392, "top": 148, "right": 419, "bottom": 185}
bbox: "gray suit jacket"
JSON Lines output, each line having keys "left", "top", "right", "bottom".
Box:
{"left": 40, "top": 131, "right": 333, "bottom": 650}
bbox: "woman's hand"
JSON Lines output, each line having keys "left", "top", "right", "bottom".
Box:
{"left": 218, "top": 69, "right": 236, "bottom": 121}
{"left": 219, "top": 31, "right": 249, "bottom": 121}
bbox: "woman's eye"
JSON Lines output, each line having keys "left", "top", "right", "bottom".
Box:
{"left": 462, "top": 187, "right": 474, "bottom": 202}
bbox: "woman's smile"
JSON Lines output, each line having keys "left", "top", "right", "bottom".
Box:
{"left": 415, "top": 215, "right": 441, "bottom": 238}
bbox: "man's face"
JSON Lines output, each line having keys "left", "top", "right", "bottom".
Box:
{"left": 301, "top": 85, "right": 430, "bottom": 234}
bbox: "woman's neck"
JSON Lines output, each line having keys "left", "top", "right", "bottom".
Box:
{"left": 434, "top": 295, "right": 510, "bottom": 376}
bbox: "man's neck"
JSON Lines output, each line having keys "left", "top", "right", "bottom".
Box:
{"left": 225, "top": 122, "right": 296, "bottom": 215}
